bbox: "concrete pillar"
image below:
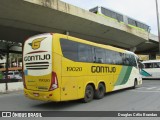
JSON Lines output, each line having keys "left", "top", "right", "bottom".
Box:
{"left": 149, "top": 54, "right": 156, "bottom": 60}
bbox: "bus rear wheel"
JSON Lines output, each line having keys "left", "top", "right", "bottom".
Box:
{"left": 94, "top": 83, "right": 105, "bottom": 99}
{"left": 82, "top": 85, "right": 94, "bottom": 103}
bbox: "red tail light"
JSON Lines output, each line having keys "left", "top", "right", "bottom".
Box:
{"left": 49, "top": 72, "right": 58, "bottom": 91}
{"left": 22, "top": 72, "right": 27, "bottom": 89}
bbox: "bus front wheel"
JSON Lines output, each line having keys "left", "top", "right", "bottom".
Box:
{"left": 133, "top": 80, "right": 137, "bottom": 89}
{"left": 82, "top": 85, "right": 94, "bottom": 103}
{"left": 94, "top": 83, "right": 105, "bottom": 99}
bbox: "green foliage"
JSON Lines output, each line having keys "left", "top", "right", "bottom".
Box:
{"left": 0, "top": 72, "right": 2, "bottom": 79}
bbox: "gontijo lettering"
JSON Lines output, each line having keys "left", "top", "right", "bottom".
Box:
{"left": 24, "top": 54, "right": 50, "bottom": 61}
{"left": 91, "top": 66, "right": 116, "bottom": 73}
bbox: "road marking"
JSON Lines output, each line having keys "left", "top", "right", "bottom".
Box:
{"left": 131, "top": 90, "right": 160, "bottom": 93}
{"left": 136, "top": 87, "right": 146, "bottom": 89}
{"left": 146, "top": 87, "right": 157, "bottom": 90}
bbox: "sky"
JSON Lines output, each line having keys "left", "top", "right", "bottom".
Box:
{"left": 61, "top": 0, "right": 160, "bottom": 35}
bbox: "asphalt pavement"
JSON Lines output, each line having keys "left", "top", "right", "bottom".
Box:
{"left": 0, "top": 80, "right": 160, "bottom": 119}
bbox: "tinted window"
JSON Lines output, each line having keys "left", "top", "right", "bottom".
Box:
{"left": 115, "top": 52, "right": 123, "bottom": 65}
{"left": 61, "top": 39, "right": 93, "bottom": 62}
{"left": 110, "top": 51, "right": 117, "bottom": 64}
{"left": 15, "top": 72, "right": 19, "bottom": 75}
{"left": 60, "top": 39, "right": 78, "bottom": 61}
{"left": 106, "top": 50, "right": 123, "bottom": 65}
{"left": 114, "top": 52, "right": 123, "bottom": 65}
{"left": 105, "top": 49, "right": 114, "bottom": 64}
{"left": 94, "top": 47, "right": 105, "bottom": 63}
{"left": 60, "top": 38, "right": 137, "bottom": 66}
{"left": 153, "top": 62, "right": 160, "bottom": 68}
{"left": 8, "top": 73, "right": 13, "bottom": 75}
{"left": 78, "top": 43, "right": 93, "bottom": 62}
{"left": 144, "top": 63, "right": 152, "bottom": 68}
{"left": 123, "top": 54, "right": 130, "bottom": 66}
{"left": 129, "top": 55, "right": 137, "bottom": 67}
{"left": 123, "top": 54, "right": 137, "bottom": 67}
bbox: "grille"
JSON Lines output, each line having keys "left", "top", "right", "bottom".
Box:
{"left": 25, "top": 62, "right": 49, "bottom": 70}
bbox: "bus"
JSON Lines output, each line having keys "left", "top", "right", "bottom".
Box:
{"left": 23, "top": 33, "right": 142, "bottom": 102}
{"left": 142, "top": 60, "right": 160, "bottom": 79}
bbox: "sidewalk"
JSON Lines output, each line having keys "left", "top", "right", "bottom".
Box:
{"left": 0, "top": 90, "right": 23, "bottom": 95}
{"left": 0, "top": 82, "right": 23, "bottom": 93}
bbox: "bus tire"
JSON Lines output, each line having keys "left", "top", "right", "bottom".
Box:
{"left": 133, "top": 80, "right": 137, "bottom": 89}
{"left": 82, "top": 85, "right": 94, "bottom": 103}
{"left": 94, "top": 83, "right": 105, "bottom": 99}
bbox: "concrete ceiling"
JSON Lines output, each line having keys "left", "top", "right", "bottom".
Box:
{"left": 0, "top": 0, "right": 158, "bottom": 54}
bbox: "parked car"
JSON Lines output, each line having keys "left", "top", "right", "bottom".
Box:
{"left": 3, "top": 71, "right": 22, "bottom": 79}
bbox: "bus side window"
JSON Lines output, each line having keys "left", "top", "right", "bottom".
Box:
{"left": 123, "top": 54, "right": 130, "bottom": 66}
{"left": 106, "top": 50, "right": 113, "bottom": 64}
{"left": 129, "top": 55, "right": 137, "bottom": 67}
{"left": 114, "top": 52, "right": 123, "bottom": 65}
{"left": 123, "top": 54, "right": 137, "bottom": 67}
{"left": 78, "top": 43, "right": 93, "bottom": 62}
{"left": 153, "top": 63, "right": 160, "bottom": 68}
{"left": 144, "top": 63, "right": 152, "bottom": 68}
{"left": 95, "top": 47, "right": 105, "bottom": 63}
{"left": 157, "top": 62, "right": 160, "bottom": 68}
{"left": 60, "top": 39, "right": 78, "bottom": 61}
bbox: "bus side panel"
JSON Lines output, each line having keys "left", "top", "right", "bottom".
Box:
{"left": 113, "top": 66, "right": 142, "bottom": 90}
{"left": 52, "top": 52, "right": 62, "bottom": 101}
{"left": 61, "top": 58, "right": 98, "bottom": 101}
{"left": 60, "top": 76, "right": 97, "bottom": 101}
{"left": 61, "top": 58, "right": 83, "bottom": 101}
{"left": 143, "top": 68, "right": 160, "bottom": 78}
{"left": 52, "top": 34, "right": 64, "bottom": 101}
{"left": 97, "top": 75, "right": 113, "bottom": 92}
{"left": 95, "top": 65, "right": 123, "bottom": 92}
{"left": 61, "top": 76, "right": 78, "bottom": 101}
{"left": 81, "top": 76, "right": 97, "bottom": 98}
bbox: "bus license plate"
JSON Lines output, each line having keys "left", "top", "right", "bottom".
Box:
{"left": 33, "top": 93, "right": 39, "bottom": 97}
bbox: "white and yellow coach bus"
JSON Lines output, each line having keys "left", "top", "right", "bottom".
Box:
{"left": 23, "top": 33, "right": 142, "bottom": 102}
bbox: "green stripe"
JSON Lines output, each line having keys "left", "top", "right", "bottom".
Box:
{"left": 115, "top": 66, "right": 133, "bottom": 86}
{"left": 115, "top": 66, "right": 128, "bottom": 86}
{"left": 120, "top": 66, "right": 132, "bottom": 85}
{"left": 97, "top": 13, "right": 147, "bottom": 32}
{"left": 128, "top": 24, "right": 146, "bottom": 32}
{"left": 97, "top": 12, "right": 118, "bottom": 22}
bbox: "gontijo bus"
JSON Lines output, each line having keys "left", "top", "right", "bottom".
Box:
{"left": 23, "top": 33, "right": 142, "bottom": 102}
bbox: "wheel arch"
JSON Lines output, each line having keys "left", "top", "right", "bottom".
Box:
{"left": 97, "top": 81, "right": 106, "bottom": 91}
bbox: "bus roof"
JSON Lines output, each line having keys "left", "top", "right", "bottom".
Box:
{"left": 142, "top": 60, "right": 160, "bottom": 63}
{"left": 25, "top": 33, "right": 135, "bottom": 55}
{"left": 54, "top": 33, "right": 135, "bottom": 55}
